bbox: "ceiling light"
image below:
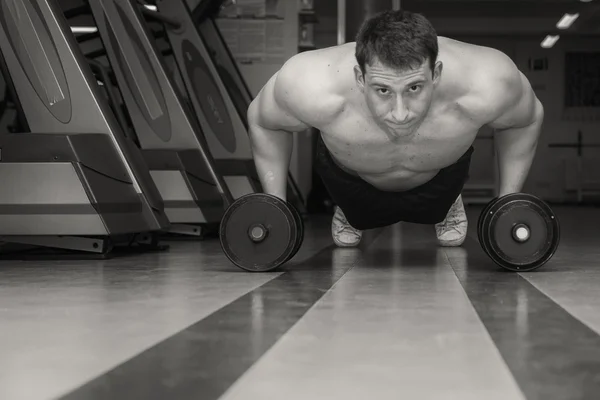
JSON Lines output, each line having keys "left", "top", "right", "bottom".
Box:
{"left": 541, "top": 35, "right": 560, "bottom": 48}
{"left": 557, "top": 13, "right": 579, "bottom": 29}
{"left": 70, "top": 26, "right": 98, "bottom": 34}
{"left": 144, "top": 4, "right": 158, "bottom": 11}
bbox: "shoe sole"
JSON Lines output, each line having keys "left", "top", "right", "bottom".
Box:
{"left": 333, "top": 237, "right": 362, "bottom": 248}
{"left": 438, "top": 236, "right": 466, "bottom": 247}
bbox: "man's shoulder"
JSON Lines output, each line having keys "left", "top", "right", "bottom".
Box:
{"left": 273, "top": 49, "right": 348, "bottom": 127}
{"left": 458, "top": 46, "right": 528, "bottom": 123}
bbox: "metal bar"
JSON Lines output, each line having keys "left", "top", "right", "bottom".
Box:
{"left": 71, "top": 26, "right": 98, "bottom": 34}
{"left": 337, "top": 0, "right": 346, "bottom": 45}
{"left": 87, "top": 60, "right": 130, "bottom": 137}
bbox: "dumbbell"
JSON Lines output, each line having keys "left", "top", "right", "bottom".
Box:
{"left": 219, "top": 193, "right": 304, "bottom": 272}
{"left": 477, "top": 193, "right": 560, "bottom": 272}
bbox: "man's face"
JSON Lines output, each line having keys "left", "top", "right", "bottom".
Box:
{"left": 355, "top": 58, "right": 442, "bottom": 138}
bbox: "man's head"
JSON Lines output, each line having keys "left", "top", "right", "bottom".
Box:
{"left": 354, "top": 10, "right": 442, "bottom": 136}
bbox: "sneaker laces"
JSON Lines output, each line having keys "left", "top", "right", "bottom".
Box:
{"left": 437, "top": 199, "right": 466, "bottom": 231}
{"left": 335, "top": 224, "right": 361, "bottom": 237}
{"left": 442, "top": 209, "right": 464, "bottom": 226}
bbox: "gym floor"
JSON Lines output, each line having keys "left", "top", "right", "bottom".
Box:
{"left": 1, "top": 205, "right": 599, "bottom": 400}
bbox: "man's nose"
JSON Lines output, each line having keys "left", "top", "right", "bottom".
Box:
{"left": 391, "top": 97, "right": 409, "bottom": 123}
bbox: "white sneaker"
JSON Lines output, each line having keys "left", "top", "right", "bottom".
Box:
{"left": 331, "top": 206, "right": 363, "bottom": 247}
{"left": 435, "top": 195, "right": 468, "bottom": 247}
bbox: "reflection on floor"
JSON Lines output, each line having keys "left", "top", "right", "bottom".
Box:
{"left": 1, "top": 206, "right": 600, "bottom": 400}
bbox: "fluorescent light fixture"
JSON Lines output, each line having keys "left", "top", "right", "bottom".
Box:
{"left": 541, "top": 35, "right": 560, "bottom": 48}
{"left": 144, "top": 4, "right": 158, "bottom": 11}
{"left": 580, "top": 0, "right": 592, "bottom": 3}
{"left": 71, "top": 26, "right": 98, "bottom": 34}
{"left": 556, "top": 13, "right": 579, "bottom": 29}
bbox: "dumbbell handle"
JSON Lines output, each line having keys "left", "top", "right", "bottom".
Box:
{"left": 512, "top": 224, "right": 530, "bottom": 242}
{"left": 248, "top": 224, "right": 268, "bottom": 242}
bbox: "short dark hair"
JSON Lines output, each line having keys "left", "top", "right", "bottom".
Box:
{"left": 355, "top": 10, "right": 438, "bottom": 75}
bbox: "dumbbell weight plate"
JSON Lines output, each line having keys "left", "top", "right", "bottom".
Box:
{"left": 287, "top": 201, "right": 304, "bottom": 262}
{"left": 480, "top": 193, "right": 560, "bottom": 272}
{"left": 219, "top": 193, "right": 299, "bottom": 272}
{"left": 477, "top": 197, "right": 498, "bottom": 257}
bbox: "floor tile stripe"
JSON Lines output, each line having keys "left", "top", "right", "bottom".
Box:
{"left": 218, "top": 224, "right": 526, "bottom": 400}
{"left": 58, "top": 232, "right": 383, "bottom": 400}
{"left": 444, "top": 238, "right": 600, "bottom": 400}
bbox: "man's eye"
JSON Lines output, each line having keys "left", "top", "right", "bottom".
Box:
{"left": 409, "top": 85, "right": 421, "bottom": 92}
{"left": 378, "top": 88, "right": 389, "bottom": 95}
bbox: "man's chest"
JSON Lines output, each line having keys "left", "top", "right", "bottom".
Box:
{"left": 322, "top": 106, "right": 481, "bottom": 174}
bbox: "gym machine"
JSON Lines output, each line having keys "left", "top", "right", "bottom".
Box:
{"left": 66, "top": 0, "right": 304, "bottom": 265}
{"left": 192, "top": 1, "right": 253, "bottom": 132}
{"left": 141, "top": 0, "right": 260, "bottom": 198}
{"left": 188, "top": 0, "right": 307, "bottom": 213}
{"left": 138, "top": 0, "right": 306, "bottom": 213}
{"left": 0, "top": 0, "right": 170, "bottom": 256}
{"left": 70, "top": 0, "right": 231, "bottom": 237}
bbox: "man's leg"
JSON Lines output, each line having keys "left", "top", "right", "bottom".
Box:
{"left": 429, "top": 146, "right": 474, "bottom": 247}
{"left": 332, "top": 192, "right": 468, "bottom": 248}
{"left": 313, "top": 134, "right": 369, "bottom": 247}
{"left": 435, "top": 194, "right": 468, "bottom": 246}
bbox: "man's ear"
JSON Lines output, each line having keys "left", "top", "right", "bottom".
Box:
{"left": 433, "top": 61, "right": 443, "bottom": 85}
{"left": 354, "top": 65, "right": 366, "bottom": 90}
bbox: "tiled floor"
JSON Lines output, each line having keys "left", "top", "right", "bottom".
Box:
{"left": 1, "top": 205, "right": 599, "bottom": 400}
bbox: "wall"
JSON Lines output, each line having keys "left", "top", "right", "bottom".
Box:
{"left": 313, "top": 9, "right": 337, "bottom": 49}
{"left": 234, "top": 3, "right": 299, "bottom": 95}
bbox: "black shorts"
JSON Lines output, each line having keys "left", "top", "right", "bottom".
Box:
{"left": 314, "top": 134, "right": 474, "bottom": 230}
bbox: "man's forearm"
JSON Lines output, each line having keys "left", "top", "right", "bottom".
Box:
{"left": 494, "top": 107, "right": 544, "bottom": 197}
{"left": 248, "top": 122, "right": 293, "bottom": 201}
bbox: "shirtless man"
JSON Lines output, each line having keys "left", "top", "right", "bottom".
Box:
{"left": 247, "top": 10, "right": 543, "bottom": 247}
